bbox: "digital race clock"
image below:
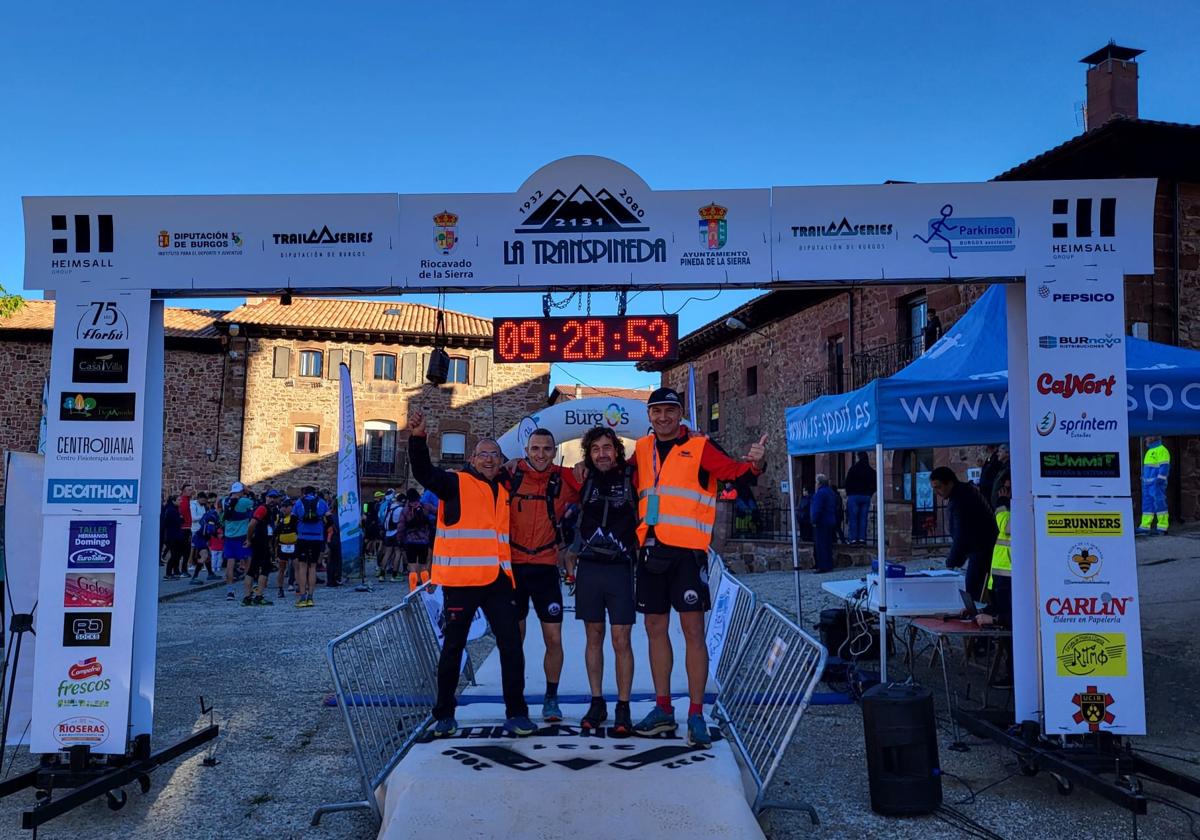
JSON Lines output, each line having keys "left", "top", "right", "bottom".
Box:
{"left": 492, "top": 315, "right": 678, "bottom": 363}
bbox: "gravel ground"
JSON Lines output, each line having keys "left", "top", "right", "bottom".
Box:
{"left": 3, "top": 536, "right": 1197, "bottom": 840}
{"left": 740, "top": 532, "right": 1200, "bottom": 840}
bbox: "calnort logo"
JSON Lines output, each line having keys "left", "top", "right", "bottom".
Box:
{"left": 53, "top": 716, "right": 109, "bottom": 747}
{"left": 71, "top": 348, "right": 129, "bottom": 384}
{"left": 1039, "top": 451, "right": 1120, "bottom": 479}
{"left": 62, "top": 612, "right": 113, "bottom": 647}
{"left": 913, "top": 203, "right": 1017, "bottom": 259}
{"left": 1055, "top": 633, "right": 1127, "bottom": 677}
{"left": 1045, "top": 512, "right": 1122, "bottom": 536}
{"left": 48, "top": 479, "right": 139, "bottom": 505}
{"left": 1035, "top": 373, "right": 1116, "bottom": 399}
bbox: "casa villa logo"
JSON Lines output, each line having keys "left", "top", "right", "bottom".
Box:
{"left": 71, "top": 348, "right": 129, "bottom": 384}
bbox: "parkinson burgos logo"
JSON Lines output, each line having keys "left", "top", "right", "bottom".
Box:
{"left": 157, "top": 229, "right": 245, "bottom": 257}
{"left": 913, "top": 203, "right": 1018, "bottom": 259}
{"left": 271, "top": 224, "right": 374, "bottom": 260}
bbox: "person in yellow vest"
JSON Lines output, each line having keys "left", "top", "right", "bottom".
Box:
{"left": 408, "top": 410, "right": 534, "bottom": 739}
{"left": 632, "top": 387, "right": 766, "bottom": 748}
{"left": 977, "top": 475, "right": 1013, "bottom": 687}
{"left": 1138, "top": 435, "right": 1170, "bottom": 535}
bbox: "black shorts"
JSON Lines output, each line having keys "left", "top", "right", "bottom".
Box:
{"left": 575, "top": 560, "right": 635, "bottom": 625}
{"left": 296, "top": 541, "right": 322, "bottom": 565}
{"left": 404, "top": 544, "right": 429, "bottom": 567}
{"left": 247, "top": 548, "right": 274, "bottom": 579}
{"left": 512, "top": 563, "right": 563, "bottom": 624}
{"left": 635, "top": 548, "right": 710, "bottom": 615}
{"left": 383, "top": 533, "right": 400, "bottom": 548}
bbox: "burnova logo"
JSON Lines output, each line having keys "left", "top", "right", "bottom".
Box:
{"left": 51, "top": 214, "right": 114, "bottom": 271}
{"left": 53, "top": 716, "right": 109, "bottom": 747}
{"left": 504, "top": 183, "right": 666, "bottom": 267}
{"left": 72, "top": 348, "right": 130, "bottom": 384}
{"left": 1055, "top": 632, "right": 1127, "bottom": 677}
{"left": 1037, "top": 334, "right": 1122, "bottom": 350}
{"left": 1039, "top": 451, "right": 1120, "bottom": 480}
{"left": 1035, "top": 373, "right": 1116, "bottom": 399}
{"left": 1051, "top": 197, "right": 1117, "bottom": 259}
{"left": 1045, "top": 512, "right": 1122, "bottom": 536}
{"left": 48, "top": 478, "right": 139, "bottom": 505}
{"left": 59, "top": 392, "right": 137, "bottom": 422}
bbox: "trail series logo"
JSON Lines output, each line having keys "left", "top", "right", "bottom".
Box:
{"left": 1071, "top": 685, "right": 1116, "bottom": 732}
{"left": 504, "top": 183, "right": 666, "bottom": 267}
{"left": 790, "top": 215, "right": 895, "bottom": 254}
{"left": 271, "top": 225, "right": 374, "bottom": 260}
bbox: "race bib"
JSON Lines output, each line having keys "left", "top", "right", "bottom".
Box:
{"left": 280, "top": 544, "right": 295, "bottom": 554}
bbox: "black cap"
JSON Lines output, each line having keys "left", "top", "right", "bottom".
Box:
{"left": 647, "top": 387, "right": 683, "bottom": 407}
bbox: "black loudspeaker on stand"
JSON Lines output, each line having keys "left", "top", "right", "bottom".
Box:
{"left": 861, "top": 684, "right": 942, "bottom": 815}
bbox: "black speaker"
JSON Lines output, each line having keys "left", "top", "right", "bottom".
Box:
{"left": 861, "top": 684, "right": 942, "bottom": 815}
{"left": 818, "top": 607, "right": 850, "bottom": 657}
{"left": 426, "top": 348, "right": 450, "bottom": 384}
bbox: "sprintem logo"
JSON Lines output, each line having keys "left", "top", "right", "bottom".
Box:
{"left": 47, "top": 479, "right": 139, "bottom": 504}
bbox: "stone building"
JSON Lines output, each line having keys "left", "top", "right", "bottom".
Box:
{"left": 644, "top": 46, "right": 1200, "bottom": 562}
{"left": 0, "top": 297, "right": 549, "bottom": 501}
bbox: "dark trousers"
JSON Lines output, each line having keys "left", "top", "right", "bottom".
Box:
{"left": 962, "top": 545, "right": 995, "bottom": 603}
{"left": 434, "top": 573, "right": 527, "bottom": 721}
{"left": 165, "top": 538, "right": 188, "bottom": 577}
{"left": 813, "top": 524, "right": 834, "bottom": 571}
{"left": 326, "top": 538, "right": 342, "bottom": 586}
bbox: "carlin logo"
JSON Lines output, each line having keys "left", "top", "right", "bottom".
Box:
{"left": 698, "top": 203, "right": 727, "bottom": 250}
{"left": 50, "top": 214, "right": 114, "bottom": 271}
{"left": 156, "top": 229, "right": 245, "bottom": 256}
{"left": 1039, "top": 451, "right": 1120, "bottom": 479}
{"left": 1067, "top": 543, "right": 1103, "bottom": 582}
{"left": 64, "top": 573, "right": 116, "bottom": 608}
{"left": 1046, "top": 512, "right": 1123, "bottom": 536}
{"left": 63, "top": 612, "right": 112, "bottom": 647}
{"left": 1052, "top": 197, "right": 1117, "bottom": 260}
{"left": 1037, "top": 411, "right": 1056, "bottom": 437}
{"left": 504, "top": 183, "right": 666, "bottom": 267}
{"left": 60, "top": 392, "right": 136, "bottom": 422}
{"left": 1071, "top": 685, "right": 1116, "bottom": 732}
{"left": 72, "top": 348, "right": 129, "bottom": 384}
{"left": 1035, "top": 373, "right": 1116, "bottom": 399}
{"left": 1056, "top": 633, "right": 1127, "bottom": 677}
{"left": 1045, "top": 594, "right": 1133, "bottom": 624}
{"left": 53, "top": 716, "right": 109, "bottom": 747}
{"left": 74, "top": 300, "right": 129, "bottom": 342}
{"left": 434, "top": 210, "right": 458, "bottom": 254}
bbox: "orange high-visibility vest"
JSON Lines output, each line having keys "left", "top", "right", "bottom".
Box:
{"left": 634, "top": 433, "right": 718, "bottom": 550}
{"left": 431, "top": 472, "right": 512, "bottom": 587}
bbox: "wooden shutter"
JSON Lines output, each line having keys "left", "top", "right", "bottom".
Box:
{"left": 472, "top": 355, "right": 489, "bottom": 388}
{"left": 400, "top": 352, "right": 417, "bottom": 385}
{"left": 420, "top": 353, "right": 430, "bottom": 383}
{"left": 326, "top": 348, "right": 343, "bottom": 379}
{"left": 350, "top": 350, "right": 365, "bottom": 382}
{"left": 272, "top": 346, "right": 290, "bottom": 378}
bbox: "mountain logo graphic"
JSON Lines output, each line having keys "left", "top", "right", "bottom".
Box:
{"left": 515, "top": 185, "right": 649, "bottom": 234}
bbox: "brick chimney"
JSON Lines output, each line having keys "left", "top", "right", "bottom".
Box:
{"left": 1081, "top": 42, "right": 1143, "bottom": 130}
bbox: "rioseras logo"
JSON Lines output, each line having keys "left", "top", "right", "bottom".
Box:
{"left": 1056, "top": 633, "right": 1127, "bottom": 677}
{"left": 1045, "top": 512, "right": 1122, "bottom": 536}
{"left": 1039, "top": 451, "right": 1120, "bottom": 479}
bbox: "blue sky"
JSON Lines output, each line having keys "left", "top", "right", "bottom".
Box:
{"left": 2, "top": 1, "right": 1197, "bottom": 391}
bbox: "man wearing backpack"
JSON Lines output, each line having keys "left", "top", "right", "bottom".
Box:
{"left": 223, "top": 482, "right": 256, "bottom": 601}
{"left": 399, "top": 488, "right": 432, "bottom": 577}
{"left": 504, "top": 428, "right": 580, "bottom": 723}
{"left": 291, "top": 485, "right": 330, "bottom": 607}
{"left": 275, "top": 496, "right": 299, "bottom": 599}
{"left": 379, "top": 492, "right": 405, "bottom": 581}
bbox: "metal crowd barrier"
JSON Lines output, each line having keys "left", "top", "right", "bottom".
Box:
{"left": 312, "top": 587, "right": 441, "bottom": 826}
{"left": 711, "top": 566, "right": 760, "bottom": 692}
{"left": 716, "top": 602, "right": 828, "bottom": 821}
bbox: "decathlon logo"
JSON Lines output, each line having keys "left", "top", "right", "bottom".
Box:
{"left": 48, "top": 478, "right": 139, "bottom": 505}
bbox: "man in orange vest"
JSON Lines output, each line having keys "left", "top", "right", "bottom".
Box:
{"left": 633, "top": 387, "right": 766, "bottom": 748}
{"left": 408, "top": 410, "right": 534, "bottom": 738}
{"left": 505, "top": 428, "right": 581, "bottom": 724}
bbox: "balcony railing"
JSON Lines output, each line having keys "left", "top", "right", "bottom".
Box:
{"left": 851, "top": 337, "right": 925, "bottom": 386}
{"left": 799, "top": 368, "right": 848, "bottom": 402}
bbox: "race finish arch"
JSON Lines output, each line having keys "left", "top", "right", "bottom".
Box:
{"left": 23, "top": 158, "right": 1155, "bottom": 782}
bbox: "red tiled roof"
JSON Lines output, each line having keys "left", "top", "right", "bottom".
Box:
{"left": 220, "top": 297, "right": 492, "bottom": 339}
{"left": 0, "top": 299, "right": 223, "bottom": 339}
{"left": 550, "top": 385, "right": 655, "bottom": 402}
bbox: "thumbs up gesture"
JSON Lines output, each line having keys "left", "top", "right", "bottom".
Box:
{"left": 745, "top": 434, "right": 767, "bottom": 470}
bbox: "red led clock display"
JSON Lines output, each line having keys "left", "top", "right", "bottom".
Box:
{"left": 493, "top": 315, "right": 678, "bottom": 363}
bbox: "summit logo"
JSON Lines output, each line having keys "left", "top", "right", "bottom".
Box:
{"left": 515, "top": 185, "right": 649, "bottom": 235}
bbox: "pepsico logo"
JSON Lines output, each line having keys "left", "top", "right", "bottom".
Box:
{"left": 68, "top": 657, "right": 103, "bottom": 680}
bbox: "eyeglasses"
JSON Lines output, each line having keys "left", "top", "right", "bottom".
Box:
{"left": 474, "top": 451, "right": 502, "bottom": 460}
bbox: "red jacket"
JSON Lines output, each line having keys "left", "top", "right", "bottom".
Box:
{"left": 506, "top": 462, "right": 580, "bottom": 565}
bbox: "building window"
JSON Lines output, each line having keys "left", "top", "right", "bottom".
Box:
{"left": 447, "top": 357, "right": 469, "bottom": 384}
{"left": 746, "top": 365, "right": 758, "bottom": 396}
{"left": 904, "top": 295, "right": 928, "bottom": 357}
{"left": 364, "top": 419, "right": 397, "bottom": 474}
{"left": 299, "top": 350, "right": 324, "bottom": 378}
{"left": 373, "top": 353, "right": 397, "bottom": 381}
{"left": 441, "top": 432, "right": 466, "bottom": 463}
{"left": 707, "top": 371, "right": 720, "bottom": 434}
{"left": 294, "top": 424, "right": 319, "bottom": 453}
{"left": 826, "top": 335, "right": 845, "bottom": 394}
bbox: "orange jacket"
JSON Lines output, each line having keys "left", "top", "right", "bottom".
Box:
{"left": 508, "top": 462, "right": 578, "bottom": 565}
{"left": 431, "top": 471, "right": 513, "bottom": 587}
{"left": 634, "top": 433, "right": 718, "bottom": 550}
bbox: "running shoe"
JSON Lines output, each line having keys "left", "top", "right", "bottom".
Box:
{"left": 687, "top": 714, "right": 712, "bottom": 748}
{"left": 226, "top": 591, "right": 236, "bottom": 601}
{"left": 241, "top": 596, "right": 254, "bottom": 607}
{"left": 633, "top": 706, "right": 677, "bottom": 737}
{"left": 304, "top": 598, "right": 315, "bottom": 608}
{"left": 189, "top": 577, "right": 204, "bottom": 586}
{"left": 207, "top": 572, "right": 220, "bottom": 580}
{"left": 611, "top": 702, "right": 632, "bottom": 737}
{"left": 391, "top": 575, "right": 402, "bottom": 582}
{"left": 502, "top": 715, "right": 537, "bottom": 737}
{"left": 253, "top": 595, "right": 273, "bottom": 606}
{"left": 542, "top": 697, "right": 563, "bottom": 723}
{"left": 277, "top": 589, "right": 285, "bottom": 599}
{"left": 581, "top": 698, "right": 607, "bottom": 731}
{"left": 432, "top": 717, "right": 458, "bottom": 738}
{"left": 295, "top": 598, "right": 306, "bottom": 609}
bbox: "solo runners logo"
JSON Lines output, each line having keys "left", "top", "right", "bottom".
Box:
{"left": 1045, "top": 512, "right": 1123, "bottom": 536}
{"left": 1056, "top": 633, "right": 1127, "bottom": 677}
{"left": 1067, "top": 543, "right": 1104, "bottom": 582}
{"left": 74, "top": 300, "right": 130, "bottom": 342}
{"left": 71, "top": 348, "right": 129, "bottom": 384}
{"left": 68, "top": 658, "right": 104, "bottom": 680}
{"left": 53, "top": 716, "right": 109, "bottom": 747}
{"left": 64, "top": 572, "right": 116, "bottom": 608}
{"left": 433, "top": 210, "right": 458, "bottom": 255}
{"left": 1039, "top": 451, "right": 1120, "bottom": 480}
{"left": 1071, "top": 685, "right": 1116, "bottom": 732}
{"left": 1035, "top": 373, "right": 1117, "bottom": 399}
{"left": 698, "top": 203, "right": 728, "bottom": 250}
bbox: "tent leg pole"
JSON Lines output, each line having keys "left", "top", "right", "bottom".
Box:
{"left": 788, "top": 456, "right": 802, "bottom": 623}
{"left": 876, "top": 442, "right": 888, "bottom": 685}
